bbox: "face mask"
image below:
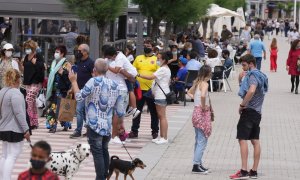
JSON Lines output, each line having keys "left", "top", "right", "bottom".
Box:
{"left": 144, "top": 47, "right": 152, "bottom": 54}
{"left": 25, "top": 49, "right": 32, "bottom": 55}
{"left": 156, "top": 60, "right": 161, "bottom": 66}
{"left": 187, "top": 48, "right": 192, "bottom": 51}
{"left": 54, "top": 52, "right": 60, "bottom": 60}
{"left": 5, "top": 51, "right": 12, "bottom": 58}
{"left": 5, "top": 20, "right": 9, "bottom": 24}
{"left": 75, "top": 51, "right": 83, "bottom": 60}
{"left": 30, "top": 159, "right": 46, "bottom": 170}
{"left": 172, "top": 51, "right": 177, "bottom": 55}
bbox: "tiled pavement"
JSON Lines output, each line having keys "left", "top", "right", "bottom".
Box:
{"left": 3, "top": 103, "right": 192, "bottom": 180}
{"left": 145, "top": 36, "right": 300, "bottom": 180}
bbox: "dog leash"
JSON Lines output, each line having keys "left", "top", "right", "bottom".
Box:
{"left": 121, "top": 142, "right": 133, "bottom": 160}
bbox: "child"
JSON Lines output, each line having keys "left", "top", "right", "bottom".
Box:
{"left": 187, "top": 65, "right": 212, "bottom": 174}
{"left": 270, "top": 38, "right": 278, "bottom": 72}
{"left": 18, "top": 141, "right": 59, "bottom": 180}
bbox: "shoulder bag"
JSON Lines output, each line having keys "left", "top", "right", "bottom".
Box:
{"left": 156, "top": 82, "right": 176, "bottom": 105}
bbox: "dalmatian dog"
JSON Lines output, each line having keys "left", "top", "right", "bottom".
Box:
{"left": 47, "top": 144, "right": 90, "bottom": 180}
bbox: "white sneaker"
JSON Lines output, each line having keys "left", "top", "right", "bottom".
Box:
{"left": 110, "top": 137, "right": 124, "bottom": 144}
{"left": 151, "top": 137, "right": 160, "bottom": 143}
{"left": 155, "top": 138, "right": 168, "bottom": 145}
{"left": 132, "top": 109, "right": 141, "bottom": 119}
{"left": 125, "top": 107, "right": 134, "bottom": 117}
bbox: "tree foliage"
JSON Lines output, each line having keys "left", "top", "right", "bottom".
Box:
{"left": 213, "top": 0, "right": 246, "bottom": 10}
{"left": 61, "top": 0, "right": 126, "bottom": 55}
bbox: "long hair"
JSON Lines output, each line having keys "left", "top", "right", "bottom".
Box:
{"left": 189, "top": 65, "right": 211, "bottom": 95}
{"left": 270, "top": 38, "right": 277, "bottom": 49}
{"left": 291, "top": 39, "right": 300, "bottom": 50}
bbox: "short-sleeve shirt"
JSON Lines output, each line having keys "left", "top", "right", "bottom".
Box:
{"left": 18, "top": 169, "right": 59, "bottom": 180}
{"left": 106, "top": 60, "right": 127, "bottom": 91}
{"left": 249, "top": 40, "right": 266, "bottom": 58}
{"left": 175, "top": 67, "right": 188, "bottom": 90}
{"left": 77, "top": 57, "right": 94, "bottom": 89}
{"left": 115, "top": 52, "right": 137, "bottom": 77}
{"left": 133, "top": 55, "right": 159, "bottom": 90}
{"left": 75, "top": 76, "right": 123, "bottom": 136}
{"left": 186, "top": 59, "right": 202, "bottom": 71}
{"left": 246, "top": 75, "right": 265, "bottom": 113}
{"left": 152, "top": 66, "right": 171, "bottom": 100}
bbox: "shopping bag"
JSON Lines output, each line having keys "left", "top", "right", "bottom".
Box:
{"left": 58, "top": 96, "right": 76, "bottom": 122}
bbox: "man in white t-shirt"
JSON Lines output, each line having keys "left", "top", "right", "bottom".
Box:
{"left": 104, "top": 46, "right": 138, "bottom": 144}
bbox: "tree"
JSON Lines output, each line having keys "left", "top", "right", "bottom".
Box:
{"left": 132, "top": 0, "right": 211, "bottom": 40}
{"left": 283, "top": 2, "right": 294, "bottom": 18}
{"left": 277, "top": 2, "right": 285, "bottom": 18}
{"left": 61, "top": 0, "right": 126, "bottom": 55}
{"left": 213, "top": 0, "right": 246, "bottom": 10}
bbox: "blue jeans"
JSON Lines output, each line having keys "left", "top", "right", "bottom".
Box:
{"left": 193, "top": 128, "right": 208, "bottom": 165}
{"left": 87, "top": 127, "right": 111, "bottom": 180}
{"left": 255, "top": 57, "right": 262, "bottom": 70}
{"left": 75, "top": 100, "right": 86, "bottom": 134}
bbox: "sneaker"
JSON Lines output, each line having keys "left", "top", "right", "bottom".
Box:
{"left": 125, "top": 107, "right": 134, "bottom": 117}
{"left": 132, "top": 109, "right": 141, "bottom": 119}
{"left": 110, "top": 136, "right": 124, "bottom": 144}
{"left": 192, "top": 164, "right": 208, "bottom": 174}
{"left": 69, "top": 131, "right": 81, "bottom": 138}
{"left": 199, "top": 164, "right": 210, "bottom": 173}
{"left": 128, "top": 131, "right": 138, "bottom": 138}
{"left": 249, "top": 169, "right": 257, "bottom": 179}
{"left": 155, "top": 138, "right": 168, "bottom": 145}
{"left": 152, "top": 137, "right": 160, "bottom": 143}
{"left": 229, "top": 169, "right": 249, "bottom": 179}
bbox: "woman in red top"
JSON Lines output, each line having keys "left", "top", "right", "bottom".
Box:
{"left": 269, "top": 38, "right": 278, "bottom": 72}
{"left": 286, "top": 39, "right": 300, "bottom": 94}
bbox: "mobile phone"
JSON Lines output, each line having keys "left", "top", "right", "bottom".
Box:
{"left": 71, "top": 65, "right": 78, "bottom": 73}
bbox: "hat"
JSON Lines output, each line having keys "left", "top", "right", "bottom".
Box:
{"left": 3, "top": 43, "right": 14, "bottom": 50}
{"left": 179, "top": 57, "right": 188, "bottom": 65}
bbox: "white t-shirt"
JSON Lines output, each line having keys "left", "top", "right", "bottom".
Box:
{"left": 106, "top": 60, "right": 127, "bottom": 91}
{"left": 115, "top": 52, "right": 137, "bottom": 77}
{"left": 126, "top": 54, "right": 134, "bottom": 62}
{"left": 152, "top": 66, "right": 171, "bottom": 100}
{"left": 206, "top": 57, "right": 221, "bottom": 72}
{"left": 12, "top": 59, "right": 20, "bottom": 71}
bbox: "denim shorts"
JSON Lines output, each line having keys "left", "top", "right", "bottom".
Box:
{"left": 125, "top": 79, "right": 134, "bottom": 92}
{"left": 154, "top": 99, "right": 167, "bottom": 106}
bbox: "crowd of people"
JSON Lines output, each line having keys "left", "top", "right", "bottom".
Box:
{"left": 0, "top": 15, "right": 299, "bottom": 179}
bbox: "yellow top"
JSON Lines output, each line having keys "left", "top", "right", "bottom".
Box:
{"left": 133, "top": 54, "right": 159, "bottom": 90}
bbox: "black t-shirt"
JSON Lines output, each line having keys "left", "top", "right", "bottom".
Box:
{"left": 76, "top": 57, "right": 94, "bottom": 89}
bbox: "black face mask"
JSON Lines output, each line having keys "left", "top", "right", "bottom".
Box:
{"left": 75, "top": 50, "right": 83, "bottom": 60}
{"left": 144, "top": 47, "right": 152, "bottom": 54}
{"left": 30, "top": 159, "right": 46, "bottom": 170}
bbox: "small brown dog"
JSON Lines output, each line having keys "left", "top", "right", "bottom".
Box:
{"left": 107, "top": 155, "right": 146, "bottom": 180}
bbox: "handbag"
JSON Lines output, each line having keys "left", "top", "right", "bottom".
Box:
{"left": 208, "top": 92, "right": 214, "bottom": 122}
{"left": 297, "top": 58, "right": 300, "bottom": 72}
{"left": 57, "top": 95, "right": 76, "bottom": 122}
{"left": 156, "top": 82, "right": 176, "bottom": 105}
{"left": 36, "top": 88, "right": 46, "bottom": 109}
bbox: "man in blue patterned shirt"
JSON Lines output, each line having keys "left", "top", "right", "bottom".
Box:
{"left": 69, "top": 58, "right": 124, "bottom": 180}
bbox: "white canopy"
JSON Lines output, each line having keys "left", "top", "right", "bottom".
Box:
{"left": 207, "top": 4, "right": 244, "bottom": 21}
{"left": 233, "top": 7, "right": 246, "bottom": 30}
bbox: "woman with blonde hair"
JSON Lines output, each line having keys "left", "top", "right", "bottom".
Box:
{"left": 0, "top": 69, "right": 30, "bottom": 180}
{"left": 269, "top": 38, "right": 278, "bottom": 72}
{"left": 187, "top": 65, "right": 212, "bottom": 174}
{"left": 22, "top": 40, "right": 45, "bottom": 129}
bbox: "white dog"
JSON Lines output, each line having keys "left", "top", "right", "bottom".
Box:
{"left": 47, "top": 144, "right": 90, "bottom": 180}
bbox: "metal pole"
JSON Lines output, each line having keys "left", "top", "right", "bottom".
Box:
{"left": 294, "top": 0, "right": 297, "bottom": 23}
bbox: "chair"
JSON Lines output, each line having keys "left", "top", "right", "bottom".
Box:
{"left": 176, "top": 70, "right": 199, "bottom": 106}
{"left": 209, "top": 66, "right": 232, "bottom": 92}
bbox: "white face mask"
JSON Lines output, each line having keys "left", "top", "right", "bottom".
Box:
{"left": 156, "top": 60, "right": 161, "bottom": 66}
{"left": 25, "top": 49, "right": 32, "bottom": 55}
{"left": 54, "top": 52, "right": 60, "bottom": 60}
{"left": 5, "top": 51, "right": 12, "bottom": 58}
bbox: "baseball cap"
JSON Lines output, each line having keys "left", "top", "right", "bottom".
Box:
{"left": 179, "top": 57, "right": 188, "bottom": 65}
{"left": 3, "top": 43, "right": 14, "bottom": 50}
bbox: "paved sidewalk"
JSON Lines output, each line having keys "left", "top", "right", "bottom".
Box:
{"left": 144, "top": 36, "right": 300, "bottom": 180}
